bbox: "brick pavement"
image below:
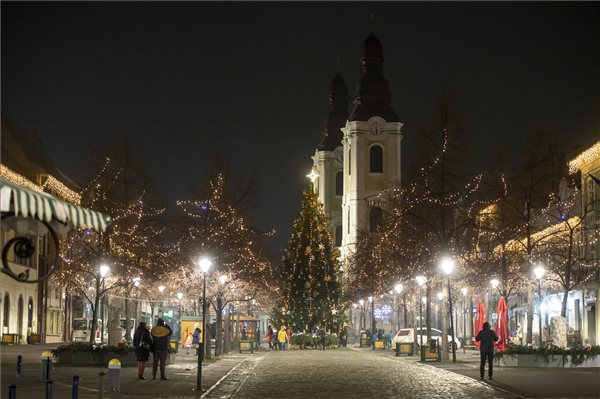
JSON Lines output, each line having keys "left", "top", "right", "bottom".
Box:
{"left": 204, "top": 347, "right": 519, "bottom": 399}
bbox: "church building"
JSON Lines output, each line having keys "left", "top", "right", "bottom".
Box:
{"left": 310, "top": 31, "right": 403, "bottom": 262}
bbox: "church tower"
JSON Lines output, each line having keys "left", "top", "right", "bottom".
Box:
{"left": 311, "top": 71, "right": 349, "bottom": 248}
{"left": 340, "top": 31, "right": 403, "bottom": 259}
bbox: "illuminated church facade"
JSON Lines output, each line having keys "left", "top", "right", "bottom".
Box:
{"left": 309, "top": 31, "right": 403, "bottom": 261}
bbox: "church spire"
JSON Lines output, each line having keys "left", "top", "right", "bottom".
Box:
{"left": 318, "top": 69, "right": 349, "bottom": 151}
{"left": 348, "top": 30, "right": 398, "bottom": 122}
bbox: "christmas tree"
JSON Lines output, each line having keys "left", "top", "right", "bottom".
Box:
{"left": 277, "top": 188, "right": 342, "bottom": 332}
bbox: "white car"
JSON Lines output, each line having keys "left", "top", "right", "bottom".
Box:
{"left": 392, "top": 327, "right": 461, "bottom": 352}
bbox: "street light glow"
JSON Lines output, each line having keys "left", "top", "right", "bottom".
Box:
{"left": 158, "top": 285, "right": 165, "bottom": 293}
{"left": 306, "top": 170, "right": 319, "bottom": 182}
{"left": 534, "top": 265, "right": 545, "bottom": 280}
{"left": 199, "top": 258, "right": 212, "bottom": 273}
{"left": 490, "top": 278, "right": 500, "bottom": 289}
{"left": 394, "top": 283, "right": 403, "bottom": 294}
{"left": 219, "top": 274, "right": 228, "bottom": 285}
{"left": 460, "top": 287, "right": 468, "bottom": 296}
{"left": 416, "top": 275, "right": 426, "bottom": 287}
{"left": 440, "top": 258, "right": 455, "bottom": 275}
{"left": 177, "top": 292, "right": 184, "bottom": 300}
{"left": 359, "top": 299, "right": 364, "bottom": 306}
{"left": 99, "top": 264, "right": 110, "bottom": 277}
{"left": 133, "top": 277, "right": 141, "bottom": 287}
{"left": 437, "top": 292, "right": 444, "bottom": 301}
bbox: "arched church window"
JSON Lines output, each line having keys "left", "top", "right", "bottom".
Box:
{"left": 370, "top": 207, "right": 383, "bottom": 233}
{"left": 335, "top": 171, "right": 343, "bottom": 196}
{"left": 370, "top": 145, "right": 383, "bottom": 173}
{"left": 335, "top": 225, "right": 343, "bottom": 247}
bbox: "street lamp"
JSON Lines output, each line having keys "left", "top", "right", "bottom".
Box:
{"left": 534, "top": 265, "right": 545, "bottom": 348}
{"left": 177, "top": 292, "right": 184, "bottom": 345}
{"left": 196, "top": 257, "right": 212, "bottom": 392}
{"left": 440, "top": 258, "right": 457, "bottom": 363}
{"left": 490, "top": 278, "right": 500, "bottom": 327}
{"left": 394, "top": 283, "right": 403, "bottom": 331}
{"left": 99, "top": 264, "right": 109, "bottom": 345}
{"left": 416, "top": 275, "right": 426, "bottom": 360}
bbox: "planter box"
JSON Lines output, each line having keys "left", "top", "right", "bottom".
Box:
{"left": 496, "top": 354, "right": 600, "bottom": 368}
{"left": 56, "top": 351, "right": 138, "bottom": 366}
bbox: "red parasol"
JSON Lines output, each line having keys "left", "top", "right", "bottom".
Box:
{"left": 474, "top": 300, "right": 486, "bottom": 348}
{"left": 495, "top": 296, "right": 509, "bottom": 351}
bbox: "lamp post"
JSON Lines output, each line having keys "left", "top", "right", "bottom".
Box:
{"left": 99, "top": 264, "right": 109, "bottom": 345}
{"left": 416, "top": 275, "right": 426, "bottom": 361}
{"left": 352, "top": 303, "right": 358, "bottom": 336}
{"left": 490, "top": 278, "right": 499, "bottom": 328}
{"left": 196, "top": 258, "right": 212, "bottom": 392}
{"left": 395, "top": 283, "right": 403, "bottom": 331}
{"left": 461, "top": 287, "right": 468, "bottom": 348}
{"left": 440, "top": 258, "right": 456, "bottom": 363}
{"left": 534, "top": 265, "right": 545, "bottom": 348}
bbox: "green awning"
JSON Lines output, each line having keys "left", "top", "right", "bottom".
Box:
{"left": 0, "top": 178, "right": 111, "bottom": 232}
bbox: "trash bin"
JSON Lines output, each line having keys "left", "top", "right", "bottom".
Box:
{"left": 169, "top": 340, "right": 179, "bottom": 352}
{"left": 428, "top": 339, "right": 437, "bottom": 352}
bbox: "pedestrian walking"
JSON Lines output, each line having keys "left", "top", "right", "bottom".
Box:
{"left": 151, "top": 318, "right": 173, "bottom": 380}
{"left": 192, "top": 326, "right": 201, "bottom": 356}
{"left": 267, "top": 325, "right": 273, "bottom": 349}
{"left": 475, "top": 321, "right": 499, "bottom": 380}
{"left": 277, "top": 326, "right": 287, "bottom": 350}
{"left": 320, "top": 328, "right": 326, "bottom": 351}
{"left": 242, "top": 325, "right": 247, "bottom": 341}
{"left": 256, "top": 326, "right": 261, "bottom": 348}
{"left": 133, "top": 322, "right": 152, "bottom": 380}
{"left": 184, "top": 333, "right": 193, "bottom": 355}
{"left": 272, "top": 328, "right": 279, "bottom": 351}
{"left": 387, "top": 330, "right": 393, "bottom": 350}
{"left": 287, "top": 326, "right": 292, "bottom": 343}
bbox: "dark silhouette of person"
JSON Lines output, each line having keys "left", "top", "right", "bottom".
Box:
{"left": 475, "top": 321, "right": 499, "bottom": 380}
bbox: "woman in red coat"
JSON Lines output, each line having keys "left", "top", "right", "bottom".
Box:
{"left": 266, "top": 325, "right": 273, "bottom": 349}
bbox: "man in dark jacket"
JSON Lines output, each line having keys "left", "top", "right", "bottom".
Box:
{"left": 151, "top": 318, "right": 173, "bottom": 380}
{"left": 475, "top": 322, "right": 499, "bottom": 380}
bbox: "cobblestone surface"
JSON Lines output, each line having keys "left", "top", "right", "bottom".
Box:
{"left": 205, "top": 348, "right": 520, "bottom": 399}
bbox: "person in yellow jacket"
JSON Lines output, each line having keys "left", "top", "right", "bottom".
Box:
{"left": 150, "top": 318, "right": 172, "bottom": 380}
{"left": 277, "top": 326, "right": 288, "bottom": 351}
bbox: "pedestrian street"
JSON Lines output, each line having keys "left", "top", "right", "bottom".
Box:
{"left": 203, "top": 348, "right": 519, "bottom": 399}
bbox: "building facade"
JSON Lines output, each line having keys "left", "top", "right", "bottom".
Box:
{"left": 310, "top": 32, "right": 403, "bottom": 262}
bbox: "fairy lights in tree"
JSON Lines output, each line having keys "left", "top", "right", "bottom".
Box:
{"left": 277, "top": 188, "right": 343, "bottom": 331}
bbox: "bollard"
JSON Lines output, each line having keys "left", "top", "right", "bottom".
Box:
{"left": 98, "top": 372, "right": 106, "bottom": 399}
{"left": 8, "top": 384, "right": 16, "bottom": 399}
{"left": 41, "top": 351, "right": 53, "bottom": 381}
{"left": 107, "top": 358, "right": 121, "bottom": 392}
{"left": 72, "top": 375, "right": 80, "bottom": 399}
{"left": 45, "top": 380, "right": 53, "bottom": 399}
{"left": 16, "top": 355, "right": 22, "bottom": 377}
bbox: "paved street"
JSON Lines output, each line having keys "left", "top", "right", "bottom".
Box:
{"left": 2, "top": 344, "right": 599, "bottom": 398}
{"left": 204, "top": 348, "right": 517, "bottom": 399}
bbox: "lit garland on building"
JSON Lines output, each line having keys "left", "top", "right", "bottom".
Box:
{"left": 569, "top": 140, "right": 600, "bottom": 174}
{"left": 0, "top": 165, "right": 81, "bottom": 204}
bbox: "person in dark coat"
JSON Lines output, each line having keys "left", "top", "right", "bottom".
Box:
{"left": 133, "top": 322, "right": 152, "bottom": 379}
{"left": 192, "top": 326, "right": 201, "bottom": 355}
{"left": 475, "top": 321, "right": 499, "bottom": 380}
{"left": 150, "top": 318, "right": 173, "bottom": 380}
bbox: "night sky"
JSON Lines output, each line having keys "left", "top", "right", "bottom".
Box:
{"left": 2, "top": 2, "right": 599, "bottom": 260}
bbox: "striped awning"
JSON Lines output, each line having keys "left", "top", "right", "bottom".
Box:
{"left": 0, "top": 178, "right": 111, "bottom": 232}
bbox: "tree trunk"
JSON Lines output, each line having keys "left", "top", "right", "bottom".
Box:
{"left": 426, "top": 285, "right": 432, "bottom": 340}
{"left": 526, "top": 285, "right": 534, "bottom": 345}
{"left": 441, "top": 295, "right": 449, "bottom": 361}
{"left": 90, "top": 278, "right": 100, "bottom": 344}
{"left": 125, "top": 297, "right": 131, "bottom": 343}
{"left": 224, "top": 304, "right": 230, "bottom": 353}
{"left": 204, "top": 301, "right": 212, "bottom": 360}
{"left": 216, "top": 296, "right": 223, "bottom": 356}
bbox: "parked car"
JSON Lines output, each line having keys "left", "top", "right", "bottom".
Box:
{"left": 392, "top": 327, "right": 461, "bottom": 351}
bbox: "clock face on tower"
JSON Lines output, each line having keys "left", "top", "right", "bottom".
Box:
{"left": 369, "top": 120, "right": 383, "bottom": 135}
